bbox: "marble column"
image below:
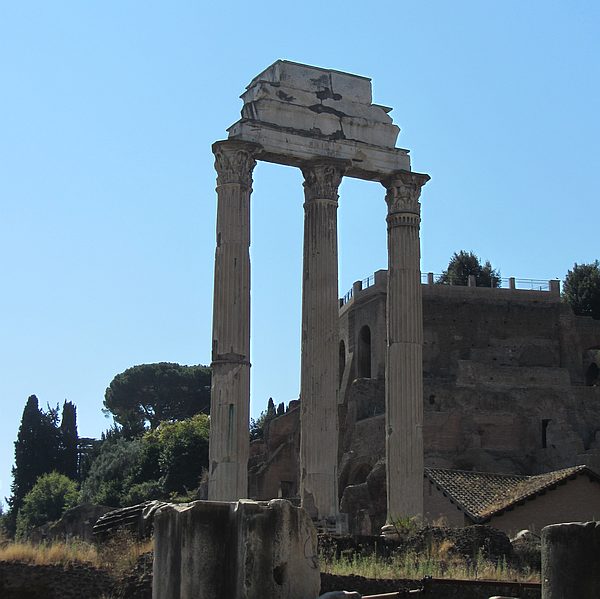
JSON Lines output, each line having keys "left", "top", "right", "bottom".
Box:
{"left": 208, "top": 140, "right": 260, "bottom": 501}
{"left": 299, "top": 160, "right": 347, "bottom": 522}
{"left": 382, "top": 170, "right": 429, "bottom": 521}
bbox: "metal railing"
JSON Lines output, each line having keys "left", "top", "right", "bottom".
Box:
{"left": 341, "top": 272, "right": 558, "bottom": 304}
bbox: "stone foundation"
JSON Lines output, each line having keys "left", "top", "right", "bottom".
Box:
{"left": 152, "top": 499, "right": 320, "bottom": 599}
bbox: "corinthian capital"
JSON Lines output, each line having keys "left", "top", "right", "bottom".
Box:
{"left": 383, "top": 171, "right": 430, "bottom": 215}
{"left": 212, "top": 140, "right": 261, "bottom": 187}
{"left": 301, "top": 160, "right": 349, "bottom": 202}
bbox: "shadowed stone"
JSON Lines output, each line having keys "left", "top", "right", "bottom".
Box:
{"left": 541, "top": 521, "right": 600, "bottom": 598}
{"left": 153, "top": 499, "right": 320, "bottom": 599}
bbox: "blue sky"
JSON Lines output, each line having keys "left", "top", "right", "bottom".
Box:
{"left": 1, "top": 1, "right": 599, "bottom": 506}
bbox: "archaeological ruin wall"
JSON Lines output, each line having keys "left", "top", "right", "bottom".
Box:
{"left": 248, "top": 280, "right": 600, "bottom": 533}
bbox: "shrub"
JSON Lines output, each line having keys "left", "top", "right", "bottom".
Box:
{"left": 15, "top": 472, "right": 79, "bottom": 539}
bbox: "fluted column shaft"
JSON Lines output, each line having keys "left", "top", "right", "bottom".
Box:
{"left": 299, "top": 161, "right": 346, "bottom": 522}
{"left": 383, "top": 171, "right": 429, "bottom": 521}
{"left": 208, "top": 140, "right": 259, "bottom": 501}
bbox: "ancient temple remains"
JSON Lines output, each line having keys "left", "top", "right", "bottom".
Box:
{"left": 153, "top": 499, "right": 319, "bottom": 599}
{"left": 208, "top": 60, "right": 429, "bottom": 525}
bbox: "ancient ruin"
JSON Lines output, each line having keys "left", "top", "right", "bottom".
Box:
{"left": 153, "top": 499, "right": 319, "bottom": 599}
{"left": 249, "top": 274, "right": 600, "bottom": 534}
{"left": 208, "top": 60, "right": 429, "bottom": 527}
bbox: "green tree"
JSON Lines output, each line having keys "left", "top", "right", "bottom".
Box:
{"left": 143, "top": 413, "right": 210, "bottom": 495}
{"left": 437, "top": 250, "right": 501, "bottom": 287}
{"left": 249, "top": 398, "right": 277, "bottom": 441}
{"left": 15, "top": 472, "right": 78, "bottom": 539}
{"left": 563, "top": 261, "right": 600, "bottom": 320}
{"left": 59, "top": 401, "right": 79, "bottom": 481}
{"left": 7, "top": 396, "right": 60, "bottom": 534}
{"left": 103, "top": 363, "right": 211, "bottom": 437}
{"left": 80, "top": 414, "right": 210, "bottom": 506}
{"left": 80, "top": 438, "right": 144, "bottom": 507}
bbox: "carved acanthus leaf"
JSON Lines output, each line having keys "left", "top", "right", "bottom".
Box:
{"left": 213, "top": 142, "right": 258, "bottom": 187}
{"left": 301, "top": 162, "right": 347, "bottom": 201}
{"left": 383, "top": 171, "right": 430, "bottom": 215}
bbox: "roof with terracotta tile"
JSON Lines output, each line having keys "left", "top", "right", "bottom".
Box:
{"left": 424, "top": 465, "right": 600, "bottom": 523}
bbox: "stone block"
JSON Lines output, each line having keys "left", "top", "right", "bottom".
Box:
{"left": 541, "top": 521, "right": 600, "bottom": 598}
{"left": 153, "top": 499, "right": 320, "bottom": 599}
{"left": 241, "top": 82, "right": 392, "bottom": 125}
{"left": 227, "top": 120, "right": 410, "bottom": 181}
{"left": 248, "top": 60, "right": 372, "bottom": 105}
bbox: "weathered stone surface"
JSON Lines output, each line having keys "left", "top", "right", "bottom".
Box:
{"left": 30, "top": 502, "right": 112, "bottom": 543}
{"left": 383, "top": 172, "right": 429, "bottom": 521}
{"left": 209, "top": 140, "right": 260, "bottom": 501}
{"left": 541, "top": 521, "right": 600, "bottom": 599}
{"left": 93, "top": 500, "right": 168, "bottom": 540}
{"left": 299, "top": 161, "right": 345, "bottom": 523}
{"left": 152, "top": 499, "right": 320, "bottom": 599}
{"left": 213, "top": 61, "right": 429, "bottom": 529}
{"left": 0, "top": 562, "right": 112, "bottom": 599}
{"left": 227, "top": 60, "right": 411, "bottom": 180}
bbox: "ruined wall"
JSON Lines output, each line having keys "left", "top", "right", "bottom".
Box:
{"left": 0, "top": 562, "right": 112, "bottom": 599}
{"left": 339, "top": 277, "right": 600, "bottom": 478}
{"left": 248, "top": 277, "right": 600, "bottom": 531}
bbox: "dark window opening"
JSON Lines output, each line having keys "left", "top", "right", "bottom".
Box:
{"left": 585, "top": 362, "right": 599, "bottom": 386}
{"left": 279, "top": 480, "right": 293, "bottom": 498}
{"left": 542, "top": 419, "right": 551, "bottom": 449}
{"left": 357, "top": 325, "right": 372, "bottom": 378}
{"left": 339, "top": 340, "right": 346, "bottom": 385}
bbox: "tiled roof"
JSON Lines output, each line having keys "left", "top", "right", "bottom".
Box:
{"left": 424, "top": 465, "right": 600, "bottom": 523}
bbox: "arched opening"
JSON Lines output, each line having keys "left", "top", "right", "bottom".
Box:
{"left": 583, "top": 349, "right": 600, "bottom": 386}
{"left": 339, "top": 340, "right": 346, "bottom": 385}
{"left": 586, "top": 362, "right": 599, "bottom": 386}
{"left": 357, "top": 325, "right": 372, "bottom": 378}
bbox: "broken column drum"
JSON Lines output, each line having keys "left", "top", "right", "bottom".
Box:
{"left": 209, "top": 60, "right": 429, "bottom": 523}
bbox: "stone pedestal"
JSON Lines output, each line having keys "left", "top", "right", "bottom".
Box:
{"left": 299, "top": 161, "right": 346, "bottom": 522}
{"left": 153, "top": 499, "right": 320, "bottom": 599}
{"left": 382, "top": 171, "right": 429, "bottom": 521}
{"left": 208, "top": 140, "right": 260, "bottom": 501}
{"left": 541, "top": 521, "right": 600, "bottom": 599}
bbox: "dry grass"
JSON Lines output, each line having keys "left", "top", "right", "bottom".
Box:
{"left": 0, "top": 533, "right": 152, "bottom": 576}
{"left": 0, "top": 540, "right": 99, "bottom": 566}
{"left": 320, "top": 542, "right": 540, "bottom": 584}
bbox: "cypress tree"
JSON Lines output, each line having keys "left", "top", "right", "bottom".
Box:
{"left": 59, "top": 401, "right": 79, "bottom": 481}
{"left": 7, "top": 395, "right": 60, "bottom": 534}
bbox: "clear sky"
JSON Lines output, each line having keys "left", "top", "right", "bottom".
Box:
{"left": 1, "top": 1, "right": 599, "bottom": 507}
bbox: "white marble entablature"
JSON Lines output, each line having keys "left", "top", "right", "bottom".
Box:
{"left": 226, "top": 60, "right": 412, "bottom": 181}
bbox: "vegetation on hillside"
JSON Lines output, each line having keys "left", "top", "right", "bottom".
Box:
{"left": 15, "top": 472, "right": 79, "bottom": 539}
{"left": 2, "top": 363, "right": 211, "bottom": 539}
{"left": 249, "top": 397, "right": 285, "bottom": 440}
{"left": 563, "top": 260, "right": 600, "bottom": 320}
{"left": 103, "top": 362, "right": 211, "bottom": 437}
{"left": 437, "top": 250, "right": 501, "bottom": 287}
{"left": 5, "top": 398, "right": 79, "bottom": 536}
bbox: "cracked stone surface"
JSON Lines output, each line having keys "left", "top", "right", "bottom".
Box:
{"left": 227, "top": 60, "right": 411, "bottom": 181}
